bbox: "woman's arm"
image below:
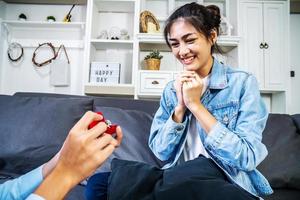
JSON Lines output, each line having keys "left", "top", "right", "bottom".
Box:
{"left": 185, "top": 74, "right": 268, "bottom": 171}
{"left": 149, "top": 82, "right": 188, "bottom": 161}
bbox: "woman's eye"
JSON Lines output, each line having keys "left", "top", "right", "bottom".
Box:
{"left": 170, "top": 43, "right": 179, "bottom": 48}
{"left": 186, "top": 39, "right": 196, "bottom": 44}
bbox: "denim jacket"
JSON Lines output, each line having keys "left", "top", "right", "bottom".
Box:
{"left": 149, "top": 59, "right": 273, "bottom": 197}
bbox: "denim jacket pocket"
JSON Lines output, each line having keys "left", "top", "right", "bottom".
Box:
{"left": 208, "top": 101, "right": 239, "bottom": 129}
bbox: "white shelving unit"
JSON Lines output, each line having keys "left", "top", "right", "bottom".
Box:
{"left": 83, "top": 0, "right": 138, "bottom": 96}
{"left": 136, "top": 0, "right": 240, "bottom": 98}
{"left": 83, "top": 0, "right": 241, "bottom": 98}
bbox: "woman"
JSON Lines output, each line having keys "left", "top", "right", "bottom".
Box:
{"left": 86, "top": 3, "right": 272, "bottom": 200}
{"left": 148, "top": 2, "right": 272, "bottom": 199}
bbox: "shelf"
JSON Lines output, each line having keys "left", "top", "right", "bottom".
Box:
{"left": 91, "top": 39, "right": 134, "bottom": 49}
{"left": 84, "top": 83, "right": 135, "bottom": 95}
{"left": 9, "top": 38, "right": 84, "bottom": 48}
{"left": 2, "top": 0, "right": 87, "bottom": 4}
{"left": 137, "top": 33, "right": 240, "bottom": 46}
{"left": 138, "top": 33, "right": 240, "bottom": 52}
{"left": 260, "top": 88, "right": 286, "bottom": 94}
{"left": 217, "top": 36, "right": 240, "bottom": 46}
{"left": 2, "top": 20, "right": 85, "bottom": 30}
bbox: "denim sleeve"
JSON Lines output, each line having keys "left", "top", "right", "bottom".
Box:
{"left": 149, "top": 83, "right": 188, "bottom": 161}
{"left": 0, "top": 165, "right": 44, "bottom": 200}
{"left": 204, "top": 75, "right": 269, "bottom": 171}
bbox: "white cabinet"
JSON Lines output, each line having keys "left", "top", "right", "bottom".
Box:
{"left": 240, "top": 1, "right": 288, "bottom": 91}
{"left": 139, "top": 70, "right": 173, "bottom": 96}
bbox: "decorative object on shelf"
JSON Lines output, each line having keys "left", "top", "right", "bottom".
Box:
{"left": 109, "top": 27, "right": 121, "bottom": 40}
{"left": 144, "top": 49, "right": 163, "bottom": 70}
{"left": 89, "top": 62, "right": 120, "bottom": 84}
{"left": 120, "top": 29, "right": 130, "bottom": 40}
{"left": 46, "top": 16, "right": 56, "bottom": 22}
{"left": 97, "top": 30, "right": 109, "bottom": 39}
{"left": 32, "top": 42, "right": 57, "bottom": 67}
{"left": 140, "top": 10, "right": 160, "bottom": 33}
{"left": 18, "top": 13, "right": 27, "bottom": 21}
{"left": 50, "top": 44, "right": 71, "bottom": 87}
{"left": 63, "top": 4, "right": 76, "bottom": 22}
{"left": 7, "top": 42, "right": 24, "bottom": 62}
{"left": 219, "top": 15, "right": 233, "bottom": 36}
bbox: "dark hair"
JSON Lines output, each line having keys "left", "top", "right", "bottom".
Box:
{"left": 164, "top": 2, "right": 221, "bottom": 54}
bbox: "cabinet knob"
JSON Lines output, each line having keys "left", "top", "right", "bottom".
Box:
{"left": 151, "top": 80, "right": 159, "bottom": 85}
{"left": 259, "top": 43, "right": 264, "bottom": 49}
{"left": 264, "top": 42, "right": 269, "bottom": 49}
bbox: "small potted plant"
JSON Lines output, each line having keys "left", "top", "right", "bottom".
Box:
{"left": 46, "top": 16, "right": 56, "bottom": 22}
{"left": 144, "top": 49, "right": 163, "bottom": 70}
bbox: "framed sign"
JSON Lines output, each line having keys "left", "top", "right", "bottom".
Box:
{"left": 89, "top": 62, "right": 120, "bottom": 84}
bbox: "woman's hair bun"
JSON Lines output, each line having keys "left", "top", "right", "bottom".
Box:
{"left": 206, "top": 5, "right": 221, "bottom": 28}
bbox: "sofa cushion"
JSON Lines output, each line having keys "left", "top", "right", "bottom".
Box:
{"left": 0, "top": 95, "right": 93, "bottom": 174}
{"left": 292, "top": 114, "right": 300, "bottom": 133}
{"left": 258, "top": 114, "right": 300, "bottom": 190}
{"left": 93, "top": 106, "right": 164, "bottom": 173}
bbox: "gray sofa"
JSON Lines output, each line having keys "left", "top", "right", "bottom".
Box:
{"left": 0, "top": 92, "right": 299, "bottom": 200}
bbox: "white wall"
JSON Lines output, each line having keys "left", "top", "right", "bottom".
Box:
{"left": 0, "top": 3, "right": 86, "bottom": 95}
{"left": 290, "top": 14, "right": 300, "bottom": 114}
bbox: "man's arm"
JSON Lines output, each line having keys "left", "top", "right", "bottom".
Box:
{"left": 29, "top": 111, "right": 122, "bottom": 199}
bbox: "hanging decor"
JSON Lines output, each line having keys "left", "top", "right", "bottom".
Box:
{"left": 49, "top": 44, "right": 70, "bottom": 86}
{"left": 32, "top": 42, "right": 57, "bottom": 67}
{"left": 7, "top": 42, "right": 24, "bottom": 62}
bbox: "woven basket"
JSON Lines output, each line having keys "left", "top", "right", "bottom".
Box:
{"left": 140, "top": 10, "right": 160, "bottom": 33}
{"left": 146, "top": 58, "right": 161, "bottom": 70}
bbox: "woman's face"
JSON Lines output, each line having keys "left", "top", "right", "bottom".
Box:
{"left": 168, "top": 19, "right": 216, "bottom": 77}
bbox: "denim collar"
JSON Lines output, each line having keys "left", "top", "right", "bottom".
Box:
{"left": 208, "top": 58, "right": 228, "bottom": 90}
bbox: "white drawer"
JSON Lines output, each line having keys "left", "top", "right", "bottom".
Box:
{"left": 140, "top": 72, "right": 173, "bottom": 94}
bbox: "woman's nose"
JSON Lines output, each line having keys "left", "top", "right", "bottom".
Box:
{"left": 178, "top": 45, "right": 190, "bottom": 57}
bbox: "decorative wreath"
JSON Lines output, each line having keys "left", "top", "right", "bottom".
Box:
{"left": 32, "top": 42, "right": 56, "bottom": 67}
{"left": 140, "top": 10, "right": 160, "bottom": 33}
{"left": 7, "top": 42, "right": 24, "bottom": 62}
{"left": 32, "top": 43, "right": 70, "bottom": 67}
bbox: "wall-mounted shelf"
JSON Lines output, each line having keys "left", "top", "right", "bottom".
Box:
{"left": 9, "top": 38, "right": 84, "bottom": 48}
{"left": 137, "top": 33, "right": 240, "bottom": 46}
{"left": 137, "top": 33, "right": 240, "bottom": 53}
{"left": 84, "top": 83, "right": 135, "bottom": 95}
{"left": 2, "top": 20, "right": 85, "bottom": 30}
{"left": 91, "top": 39, "right": 134, "bottom": 49}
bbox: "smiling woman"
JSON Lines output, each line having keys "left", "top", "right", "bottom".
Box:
{"left": 85, "top": 2, "right": 273, "bottom": 200}
{"left": 148, "top": 2, "right": 273, "bottom": 199}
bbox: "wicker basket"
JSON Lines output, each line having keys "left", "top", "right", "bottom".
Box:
{"left": 140, "top": 10, "right": 160, "bottom": 33}
{"left": 146, "top": 58, "right": 161, "bottom": 70}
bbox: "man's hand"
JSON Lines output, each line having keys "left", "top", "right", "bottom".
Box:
{"left": 35, "top": 111, "right": 122, "bottom": 199}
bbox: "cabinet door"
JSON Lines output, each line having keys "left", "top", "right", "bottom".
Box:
{"left": 241, "top": 2, "right": 264, "bottom": 88}
{"left": 263, "top": 2, "right": 286, "bottom": 90}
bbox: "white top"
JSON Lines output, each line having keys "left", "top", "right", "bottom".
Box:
{"left": 183, "top": 75, "right": 211, "bottom": 161}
